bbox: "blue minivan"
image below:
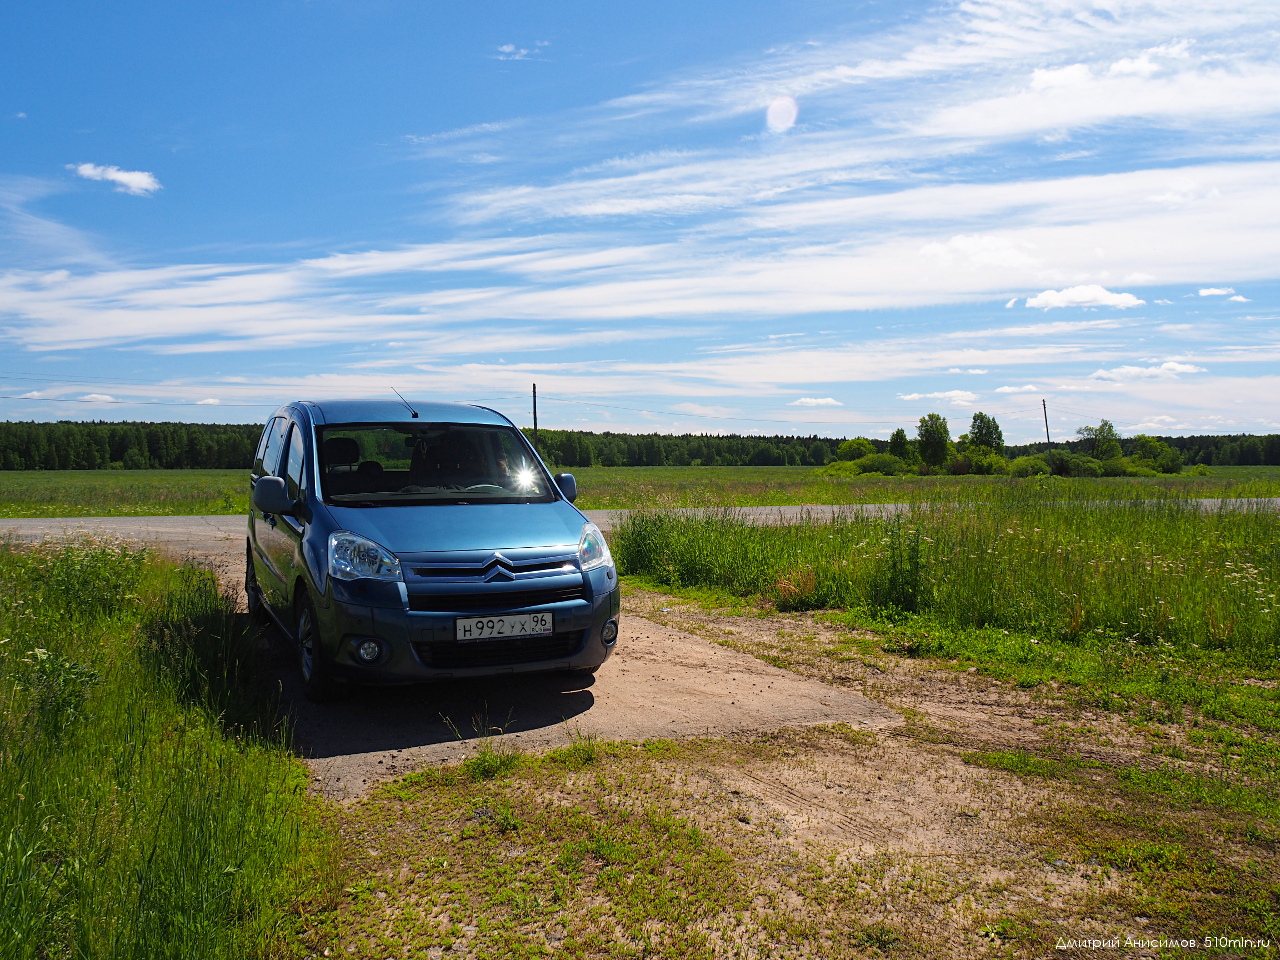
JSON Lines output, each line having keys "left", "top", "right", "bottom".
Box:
{"left": 245, "top": 400, "right": 619, "bottom": 700}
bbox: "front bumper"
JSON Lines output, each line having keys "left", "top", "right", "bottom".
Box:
{"left": 318, "top": 568, "right": 621, "bottom": 683}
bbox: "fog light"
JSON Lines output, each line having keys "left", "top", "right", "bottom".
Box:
{"left": 601, "top": 619, "right": 619, "bottom": 644}
{"left": 356, "top": 639, "right": 382, "bottom": 663}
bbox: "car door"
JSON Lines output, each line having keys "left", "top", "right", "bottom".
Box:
{"left": 250, "top": 416, "right": 290, "bottom": 609}
{"left": 261, "top": 419, "right": 309, "bottom": 611}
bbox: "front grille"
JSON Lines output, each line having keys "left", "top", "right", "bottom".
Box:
{"left": 414, "top": 631, "right": 585, "bottom": 669}
{"left": 407, "top": 585, "right": 585, "bottom": 612}
{"left": 411, "top": 558, "right": 573, "bottom": 578}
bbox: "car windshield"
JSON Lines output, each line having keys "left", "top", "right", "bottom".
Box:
{"left": 318, "top": 422, "right": 556, "bottom": 505}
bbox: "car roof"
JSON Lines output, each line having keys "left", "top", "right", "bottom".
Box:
{"left": 289, "top": 399, "right": 513, "bottom": 427}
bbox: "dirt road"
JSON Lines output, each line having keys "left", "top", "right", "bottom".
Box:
{"left": 2, "top": 513, "right": 897, "bottom": 799}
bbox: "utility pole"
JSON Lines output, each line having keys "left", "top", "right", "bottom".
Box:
{"left": 532, "top": 383, "right": 539, "bottom": 450}
{"left": 1042, "top": 399, "right": 1053, "bottom": 475}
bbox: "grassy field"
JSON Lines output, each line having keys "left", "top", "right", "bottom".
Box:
{"left": 6, "top": 478, "right": 1279, "bottom": 954}
{"left": 0, "top": 469, "right": 250, "bottom": 517}
{"left": 1, "top": 465, "right": 1279, "bottom": 517}
{"left": 613, "top": 488, "right": 1280, "bottom": 792}
{"left": 0, "top": 540, "right": 337, "bottom": 959}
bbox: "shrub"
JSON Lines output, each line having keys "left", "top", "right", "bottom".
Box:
{"left": 814, "top": 453, "right": 906, "bottom": 477}
{"left": 854, "top": 453, "right": 907, "bottom": 475}
{"left": 836, "top": 437, "right": 875, "bottom": 461}
{"left": 1050, "top": 453, "right": 1104, "bottom": 477}
{"left": 951, "top": 446, "right": 1008, "bottom": 476}
{"left": 1009, "top": 455, "right": 1049, "bottom": 477}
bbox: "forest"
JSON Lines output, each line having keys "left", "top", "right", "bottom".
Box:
{"left": 1, "top": 418, "right": 1278, "bottom": 471}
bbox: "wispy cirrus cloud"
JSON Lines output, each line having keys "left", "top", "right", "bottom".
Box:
{"left": 1089, "top": 361, "right": 1206, "bottom": 382}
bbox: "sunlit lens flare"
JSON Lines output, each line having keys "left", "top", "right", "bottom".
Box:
{"left": 515, "top": 467, "right": 535, "bottom": 490}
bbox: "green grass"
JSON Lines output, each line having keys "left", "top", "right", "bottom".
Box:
{"left": 2, "top": 465, "right": 1279, "bottom": 517}
{"left": 0, "top": 538, "right": 337, "bottom": 959}
{"left": 613, "top": 492, "right": 1280, "bottom": 656}
{"left": 613, "top": 489, "right": 1280, "bottom": 795}
{"left": 1202, "top": 465, "right": 1280, "bottom": 480}
{"left": 0, "top": 469, "right": 249, "bottom": 517}
{"left": 570, "top": 465, "right": 1280, "bottom": 509}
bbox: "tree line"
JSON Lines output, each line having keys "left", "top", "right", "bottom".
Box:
{"left": 0, "top": 421, "right": 261, "bottom": 470}
{"left": 1, "top": 418, "right": 1278, "bottom": 472}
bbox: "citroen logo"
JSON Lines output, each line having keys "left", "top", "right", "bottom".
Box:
{"left": 481, "top": 552, "right": 516, "bottom": 581}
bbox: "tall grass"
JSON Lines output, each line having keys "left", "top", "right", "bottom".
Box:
{"left": 0, "top": 538, "right": 334, "bottom": 960}
{"left": 570, "top": 466, "right": 1280, "bottom": 509}
{"left": 614, "top": 489, "right": 1280, "bottom": 662}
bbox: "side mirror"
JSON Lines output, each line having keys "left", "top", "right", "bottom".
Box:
{"left": 554, "top": 473, "right": 578, "bottom": 503}
{"left": 252, "top": 476, "right": 295, "bottom": 516}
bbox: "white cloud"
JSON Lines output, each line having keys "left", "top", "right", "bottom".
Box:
{"left": 1026, "top": 285, "right": 1145, "bottom": 310}
{"left": 946, "top": 368, "right": 987, "bottom": 374}
{"left": 80, "top": 393, "right": 116, "bottom": 402}
{"left": 1005, "top": 298, "right": 1017, "bottom": 308}
{"left": 1228, "top": 294, "right": 1251, "bottom": 302}
{"left": 197, "top": 397, "right": 221, "bottom": 405}
{"left": 995, "top": 384, "right": 1038, "bottom": 393}
{"left": 19, "top": 390, "right": 41, "bottom": 398}
{"left": 898, "top": 389, "right": 977, "bottom": 406}
{"left": 1154, "top": 299, "right": 1174, "bottom": 304}
{"left": 1030, "top": 64, "right": 1092, "bottom": 90}
{"left": 788, "top": 397, "right": 842, "bottom": 406}
{"left": 1199, "top": 287, "right": 1235, "bottom": 296}
{"left": 1089, "top": 361, "right": 1206, "bottom": 381}
{"left": 496, "top": 44, "right": 530, "bottom": 60}
{"left": 766, "top": 96, "right": 798, "bottom": 132}
{"left": 1109, "top": 55, "right": 1159, "bottom": 78}
{"left": 68, "top": 163, "right": 161, "bottom": 196}
{"left": 919, "top": 234, "right": 1039, "bottom": 270}
{"left": 670, "top": 402, "right": 737, "bottom": 417}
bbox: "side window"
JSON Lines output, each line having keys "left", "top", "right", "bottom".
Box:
{"left": 256, "top": 418, "right": 287, "bottom": 477}
{"left": 284, "top": 423, "right": 307, "bottom": 501}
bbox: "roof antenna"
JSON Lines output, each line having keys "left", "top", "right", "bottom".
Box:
{"left": 392, "top": 388, "right": 419, "bottom": 419}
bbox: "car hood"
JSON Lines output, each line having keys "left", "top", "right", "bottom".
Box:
{"left": 324, "top": 500, "right": 587, "bottom": 554}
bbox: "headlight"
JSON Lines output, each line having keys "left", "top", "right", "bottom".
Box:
{"left": 328, "top": 531, "right": 403, "bottom": 582}
{"left": 578, "top": 522, "right": 613, "bottom": 572}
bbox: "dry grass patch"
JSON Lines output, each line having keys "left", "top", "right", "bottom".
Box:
{"left": 308, "top": 718, "right": 1280, "bottom": 958}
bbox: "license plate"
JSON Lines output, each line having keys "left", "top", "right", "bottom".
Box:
{"left": 455, "top": 612, "right": 554, "bottom": 642}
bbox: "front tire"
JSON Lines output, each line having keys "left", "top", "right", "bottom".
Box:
{"left": 296, "top": 593, "right": 344, "bottom": 702}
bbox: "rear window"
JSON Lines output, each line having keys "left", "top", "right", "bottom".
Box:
{"left": 317, "top": 422, "right": 555, "bottom": 505}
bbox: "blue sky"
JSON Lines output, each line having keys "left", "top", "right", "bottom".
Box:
{"left": 1, "top": 0, "right": 1278, "bottom": 443}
